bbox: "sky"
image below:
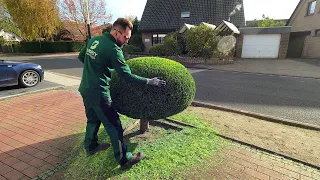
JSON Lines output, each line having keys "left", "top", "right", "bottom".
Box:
{"left": 106, "top": 0, "right": 300, "bottom": 23}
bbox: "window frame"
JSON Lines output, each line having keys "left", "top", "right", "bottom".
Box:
{"left": 315, "top": 29, "right": 320, "bottom": 36}
{"left": 307, "top": 0, "right": 317, "bottom": 16}
{"left": 152, "top": 34, "right": 167, "bottom": 45}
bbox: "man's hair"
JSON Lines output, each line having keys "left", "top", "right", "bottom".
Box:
{"left": 113, "top": 18, "right": 133, "bottom": 31}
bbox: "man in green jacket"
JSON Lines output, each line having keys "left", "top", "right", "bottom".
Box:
{"left": 78, "top": 18, "right": 166, "bottom": 169}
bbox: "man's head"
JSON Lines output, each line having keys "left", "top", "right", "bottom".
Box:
{"left": 110, "top": 18, "right": 133, "bottom": 47}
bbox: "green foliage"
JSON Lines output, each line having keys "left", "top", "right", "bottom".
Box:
{"left": 247, "top": 15, "right": 286, "bottom": 27}
{"left": 162, "top": 32, "right": 180, "bottom": 56}
{"left": 132, "top": 17, "right": 139, "bottom": 35}
{"left": 3, "top": 0, "right": 61, "bottom": 40}
{"left": 0, "top": 20, "right": 21, "bottom": 37}
{"left": 128, "top": 34, "right": 144, "bottom": 51}
{"left": 123, "top": 44, "right": 141, "bottom": 55}
{"left": 110, "top": 57, "right": 196, "bottom": 120}
{"left": 1, "top": 41, "right": 84, "bottom": 53}
{"left": 186, "top": 24, "right": 220, "bottom": 58}
{"left": 149, "top": 44, "right": 166, "bottom": 55}
{"left": 149, "top": 33, "right": 180, "bottom": 56}
{"left": 63, "top": 111, "right": 227, "bottom": 179}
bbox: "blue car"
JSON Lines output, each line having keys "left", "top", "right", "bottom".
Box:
{"left": 0, "top": 60, "right": 44, "bottom": 88}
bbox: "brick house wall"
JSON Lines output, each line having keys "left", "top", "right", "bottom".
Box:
{"left": 288, "top": 0, "right": 320, "bottom": 58}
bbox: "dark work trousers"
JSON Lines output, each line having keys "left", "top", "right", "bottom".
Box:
{"left": 83, "top": 98, "right": 131, "bottom": 165}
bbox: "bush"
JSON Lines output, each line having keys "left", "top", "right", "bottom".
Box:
{"left": 123, "top": 44, "right": 141, "bottom": 55}
{"left": 110, "top": 57, "right": 196, "bottom": 120}
{"left": 149, "top": 33, "right": 180, "bottom": 56}
{"left": 149, "top": 44, "right": 166, "bottom": 56}
{"left": 3, "top": 41, "right": 84, "bottom": 53}
{"left": 186, "top": 24, "right": 220, "bottom": 58}
{"left": 129, "top": 34, "right": 144, "bottom": 51}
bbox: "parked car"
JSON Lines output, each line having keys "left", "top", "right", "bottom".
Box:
{"left": 0, "top": 60, "right": 44, "bottom": 88}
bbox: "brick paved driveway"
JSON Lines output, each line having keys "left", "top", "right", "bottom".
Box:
{"left": 0, "top": 89, "right": 319, "bottom": 179}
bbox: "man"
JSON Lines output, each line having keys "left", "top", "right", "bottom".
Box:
{"left": 78, "top": 18, "right": 166, "bottom": 169}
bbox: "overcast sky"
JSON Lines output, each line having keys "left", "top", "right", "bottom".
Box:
{"left": 106, "top": 0, "right": 300, "bottom": 23}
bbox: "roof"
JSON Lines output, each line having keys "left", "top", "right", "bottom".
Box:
{"left": 178, "top": 23, "right": 196, "bottom": 33}
{"left": 286, "top": 0, "right": 303, "bottom": 26}
{"left": 139, "top": 0, "right": 245, "bottom": 32}
{"left": 216, "top": 20, "right": 240, "bottom": 34}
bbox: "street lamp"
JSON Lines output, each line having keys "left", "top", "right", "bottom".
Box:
{"left": 84, "top": 0, "right": 92, "bottom": 40}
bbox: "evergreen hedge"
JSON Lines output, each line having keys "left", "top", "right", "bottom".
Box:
{"left": 110, "top": 57, "right": 196, "bottom": 120}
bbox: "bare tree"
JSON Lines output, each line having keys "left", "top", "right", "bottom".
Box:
{"left": 58, "top": 0, "right": 112, "bottom": 39}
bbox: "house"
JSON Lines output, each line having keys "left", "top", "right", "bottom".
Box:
{"left": 0, "top": 29, "right": 22, "bottom": 42}
{"left": 139, "top": 0, "right": 245, "bottom": 52}
{"left": 60, "top": 21, "right": 111, "bottom": 41}
{"left": 286, "top": 0, "right": 320, "bottom": 58}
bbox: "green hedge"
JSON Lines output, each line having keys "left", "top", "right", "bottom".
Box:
{"left": 1, "top": 41, "right": 84, "bottom": 53}
{"left": 110, "top": 57, "right": 196, "bottom": 120}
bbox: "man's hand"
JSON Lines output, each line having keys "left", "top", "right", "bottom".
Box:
{"left": 147, "top": 77, "right": 166, "bottom": 87}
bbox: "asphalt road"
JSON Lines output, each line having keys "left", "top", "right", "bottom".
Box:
{"left": 5, "top": 55, "right": 320, "bottom": 127}
{"left": 192, "top": 70, "right": 320, "bottom": 127}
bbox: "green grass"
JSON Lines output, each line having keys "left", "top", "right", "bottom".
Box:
{"left": 62, "top": 110, "right": 227, "bottom": 180}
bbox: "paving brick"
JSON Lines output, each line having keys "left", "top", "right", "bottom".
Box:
{"left": 18, "top": 154, "right": 35, "bottom": 163}
{"left": 0, "top": 152, "right": 11, "bottom": 161}
{"left": 4, "top": 139, "right": 26, "bottom": 149}
{"left": 7, "top": 149, "right": 25, "bottom": 158}
{"left": 18, "top": 176, "right": 31, "bottom": 180}
{"left": 273, "top": 166, "right": 300, "bottom": 179}
{"left": 0, "top": 142, "right": 15, "bottom": 152}
{"left": 11, "top": 161, "right": 30, "bottom": 171}
{"left": 0, "top": 164, "right": 13, "bottom": 176}
{"left": 283, "top": 164, "right": 312, "bottom": 178}
{"left": 33, "top": 151, "right": 50, "bottom": 160}
{"left": 19, "top": 146, "right": 39, "bottom": 155}
{"left": 2, "top": 156, "right": 20, "bottom": 166}
{"left": 39, "top": 163, "right": 52, "bottom": 173}
{"left": 0, "top": 129, "right": 16, "bottom": 137}
{"left": 244, "top": 167, "right": 269, "bottom": 180}
{"left": 311, "top": 172, "right": 320, "bottom": 180}
{"left": 28, "top": 158, "right": 46, "bottom": 168}
{"left": 22, "top": 166, "right": 41, "bottom": 178}
{"left": 300, "top": 175, "right": 314, "bottom": 180}
{"left": 0, "top": 175, "right": 6, "bottom": 180}
{"left": 43, "top": 155, "right": 61, "bottom": 165}
{"left": 11, "top": 134, "right": 36, "bottom": 145}
{"left": 257, "top": 165, "right": 283, "bottom": 179}
{"left": 233, "top": 157, "right": 257, "bottom": 170}
{"left": 3, "top": 169, "right": 25, "bottom": 180}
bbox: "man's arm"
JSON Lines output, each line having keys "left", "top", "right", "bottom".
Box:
{"left": 78, "top": 46, "right": 86, "bottom": 64}
{"left": 110, "top": 47, "right": 147, "bottom": 85}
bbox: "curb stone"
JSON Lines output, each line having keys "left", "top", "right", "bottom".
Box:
{"left": 191, "top": 101, "right": 320, "bottom": 131}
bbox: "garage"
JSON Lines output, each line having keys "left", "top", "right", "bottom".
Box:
{"left": 242, "top": 34, "right": 281, "bottom": 58}
{"left": 236, "top": 27, "right": 291, "bottom": 59}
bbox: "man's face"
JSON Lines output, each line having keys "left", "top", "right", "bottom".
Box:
{"left": 115, "top": 27, "right": 131, "bottom": 47}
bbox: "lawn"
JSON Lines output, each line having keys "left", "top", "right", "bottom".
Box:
{"left": 61, "top": 110, "right": 228, "bottom": 180}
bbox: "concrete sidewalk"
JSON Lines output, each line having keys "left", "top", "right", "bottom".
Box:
{"left": 0, "top": 89, "right": 319, "bottom": 179}
{"left": 184, "top": 58, "right": 320, "bottom": 79}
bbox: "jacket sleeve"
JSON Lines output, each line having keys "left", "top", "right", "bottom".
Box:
{"left": 110, "top": 47, "right": 148, "bottom": 85}
{"left": 78, "top": 46, "right": 86, "bottom": 64}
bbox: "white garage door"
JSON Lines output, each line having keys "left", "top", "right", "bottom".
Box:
{"left": 242, "top": 34, "right": 281, "bottom": 58}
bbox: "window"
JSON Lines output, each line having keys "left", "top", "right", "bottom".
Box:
{"left": 315, "top": 29, "right": 320, "bottom": 36}
{"left": 307, "top": 0, "right": 316, "bottom": 15}
{"left": 181, "top": 12, "right": 190, "bottom": 18}
{"left": 152, "top": 34, "right": 166, "bottom": 45}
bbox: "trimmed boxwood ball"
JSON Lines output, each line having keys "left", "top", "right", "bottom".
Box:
{"left": 110, "top": 57, "right": 196, "bottom": 120}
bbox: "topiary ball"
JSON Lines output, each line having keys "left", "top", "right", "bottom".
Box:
{"left": 110, "top": 57, "right": 196, "bottom": 120}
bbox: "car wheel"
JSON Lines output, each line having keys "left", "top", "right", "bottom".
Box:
{"left": 19, "top": 70, "right": 40, "bottom": 87}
